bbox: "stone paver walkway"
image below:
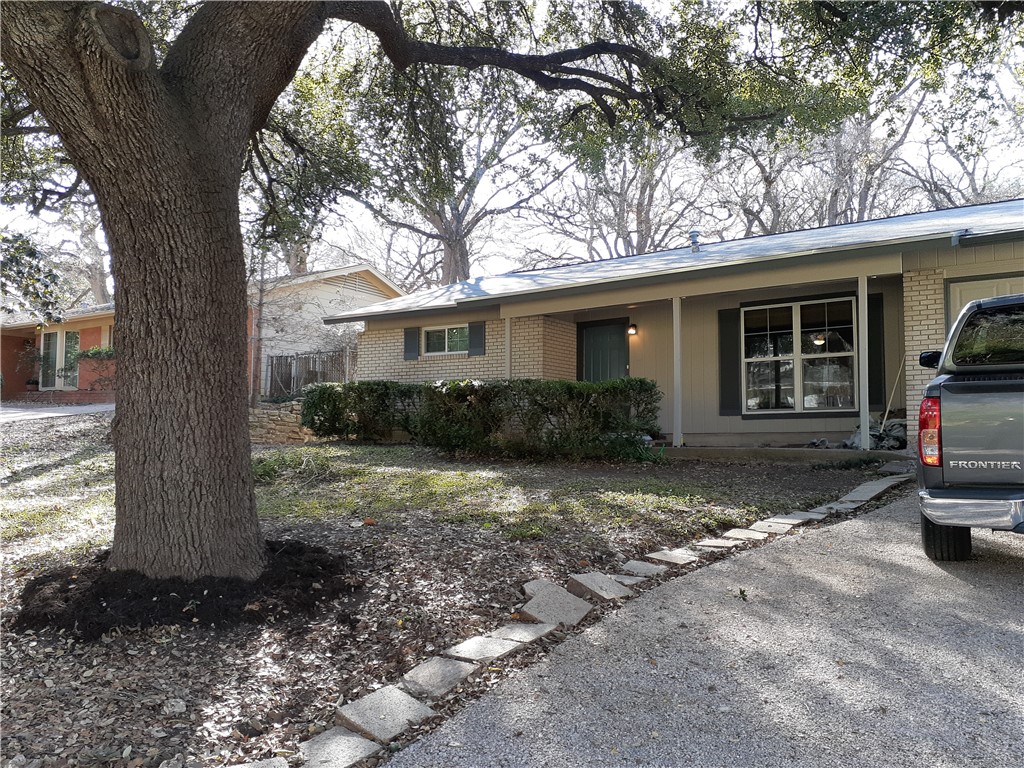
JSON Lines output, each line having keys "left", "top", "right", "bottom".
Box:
{"left": 237, "top": 471, "right": 912, "bottom": 768}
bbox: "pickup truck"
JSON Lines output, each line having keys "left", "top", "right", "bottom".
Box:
{"left": 917, "top": 292, "right": 1024, "bottom": 561}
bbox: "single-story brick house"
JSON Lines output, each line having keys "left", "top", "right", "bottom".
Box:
{"left": 325, "top": 199, "right": 1024, "bottom": 448}
{"left": 1, "top": 303, "right": 115, "bottom": 403}
{"left": 0, "top": 263, "right": 403, "bottom": 405}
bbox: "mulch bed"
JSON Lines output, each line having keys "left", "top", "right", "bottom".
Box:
{"left": 13, "top": 541, "right": 363, "bottom": 641}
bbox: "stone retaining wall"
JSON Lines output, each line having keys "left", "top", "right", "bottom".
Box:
{"left": 249, "top": 401, "right": 316, "bottom": 444}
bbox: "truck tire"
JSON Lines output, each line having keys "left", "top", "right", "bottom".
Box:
{"left": 920, "top": 512, "right": 972, "bottom": 561}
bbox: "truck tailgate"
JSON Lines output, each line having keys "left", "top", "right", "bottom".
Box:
{"left": 941, "top": 377, "right": 1024, "bottom": 486}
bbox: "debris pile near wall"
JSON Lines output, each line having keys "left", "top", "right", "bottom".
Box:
{"left": 249, "top": 401, "right": 316, "bottom": 445}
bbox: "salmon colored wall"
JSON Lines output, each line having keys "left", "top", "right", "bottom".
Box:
{"left": 80, "top": 326, "right": 103, "bottom": 350}
{"left": 1, "top": 332, "right": 35, "bottom": 398}
{"left": 78, "top": 359, "right": 116, "bottom": 391}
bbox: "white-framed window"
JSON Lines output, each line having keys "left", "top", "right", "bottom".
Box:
{"left": 742, "top": 298, "right": 857, "bottom": 413}
{"left": 40, "top": 329, "right": 80, "bottom": 390}
{"left": 423, "top": 325, "right": 469, "bottom": 354}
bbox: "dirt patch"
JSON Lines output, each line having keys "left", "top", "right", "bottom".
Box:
{"left": 13, "top": 540, "right": 363, "bottom": 641}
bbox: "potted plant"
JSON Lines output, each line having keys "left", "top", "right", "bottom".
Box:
{"left": 25, "top": 378, "right": 39, "bottom": 392}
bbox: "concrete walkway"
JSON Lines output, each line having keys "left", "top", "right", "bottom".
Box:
{"left": 0, "top": 402, "right": 115, "bottom": 424}
{"left": 386, "top": 492, "right": 1024, "bottom": 768}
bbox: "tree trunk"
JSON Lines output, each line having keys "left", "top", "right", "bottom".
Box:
{"left": 104, "top": 176, "right": 264, "bottom": 580}
{"left": 1, "top": 1, "right": 327, "bottom": 581}
{"left": 440, "top": 238, "right": 471, "bottom": 284}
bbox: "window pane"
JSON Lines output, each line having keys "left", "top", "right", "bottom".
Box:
{"left": 801, "top": 300, "right": 854, "bottom": 354}
{"left": 63, "top": 331, "right": 80, "bottom": 388}
{"left": 801, "top": 302, "right": 826, "bottom": 330}
{"left": 745, "top": 333, "right": 770, "bottom": 359}
{"left": 768, "top": 306, "right": 793, "bottom": 331}
{"left": 447, "top": 326, "right": 469, "bottom": 352}
{"left": 802, "top": 357, "right": 855, "bottom": 409}
{"left": 41, "top": 332, "right": 58, "bottom": 388}
{"left": 745, "top": 360, "right": 794, "bottom": 410}
{"left": 802, "top": 328, "right": 855, "bottom": 354}
{"left": 770, "top": 331, "right": 793, "bottom": 356}
{"left": 828, "top": 327, "right": 854, "bottom": 353}
{"left": 826, "top": 300, "right": 853, "bottom": 325}
{"left": 424, "top": 329, "right": 446, "bottom": 353}
{"left": 744, "top": 309, "right": 768, "bottom": 334}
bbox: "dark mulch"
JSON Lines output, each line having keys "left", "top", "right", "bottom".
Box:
{"left": 12, "top": 539, "right": 364, "bottom": 640}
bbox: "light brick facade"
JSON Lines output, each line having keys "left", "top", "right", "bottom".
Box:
{"left": 510, "top": 316, "right": 577, "bottom": 380}
{"left": 356, "top": 316, "right": 577, "bottom": 383}
{"left": 903, "top": 269, "right": 948, "bottom": 440}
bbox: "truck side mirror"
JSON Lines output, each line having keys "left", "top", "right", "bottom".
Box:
{"left": 919, "top": 351, "right": 941, "bottom": 369}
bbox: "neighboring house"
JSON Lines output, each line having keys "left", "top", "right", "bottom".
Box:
{"left": 248, "top": 264, "right": 403, "bottom": 400}
{"left": 325, "top": 199, "right": 1024, "bottom": 449}
{"left": 0, "top": 263, "right": 404, "bottom": 405}
{"left": 1, "top": 303, "right": 115, "bottom": 403}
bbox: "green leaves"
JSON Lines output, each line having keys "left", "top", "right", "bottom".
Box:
{"left": 0, "top": 232, "right": 65, "bottom": 324}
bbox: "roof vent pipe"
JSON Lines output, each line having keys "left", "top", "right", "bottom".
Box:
{"left": 689, "top": 230, "right": 700, "bottom": 252}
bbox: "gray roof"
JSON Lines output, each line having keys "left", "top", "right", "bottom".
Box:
{"left": 324, "top": 199, "right": 1024, "bottom": 323}
{"left": 2, "top": 302, "right": 114, "bottom": 330}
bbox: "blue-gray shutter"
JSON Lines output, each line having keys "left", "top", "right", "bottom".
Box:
{"left": 403, "top": 327, "right": 420, "bottom": 360}
{"left": 718, "top": 309, "right": 742, "bottom": 416}
{"left": 468, "top": 321, "right": 486, "bottom": 356}
{"left": 868, "top": 294, "right": 885, "bottom": 410}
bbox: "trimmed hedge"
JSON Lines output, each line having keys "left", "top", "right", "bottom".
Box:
{"left": 300, "top": 380, "right": 420, "bottom": 442}
{"left": 301, "top": 378, "right": 662, "bottom": 461}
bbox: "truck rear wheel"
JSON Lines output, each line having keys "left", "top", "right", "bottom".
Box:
{"left": 921, "top": 512, "right": 972, "bottom": 561}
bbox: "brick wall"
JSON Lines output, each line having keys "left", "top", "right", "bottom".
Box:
{"left": 903, "top": 268, "right": 946, "bottom": 445}
{"left": 249, "top": 401, "right": 315, "bottom": 444}
{"left": 356, "top": 317, "right": 577, "bottom": 383}
{"left": 540, "top": 317, "right": 577, "bottom": 380}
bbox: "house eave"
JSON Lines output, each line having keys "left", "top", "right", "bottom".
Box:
{"left": 325, "top": 228, "right": 977, "bottom": 324}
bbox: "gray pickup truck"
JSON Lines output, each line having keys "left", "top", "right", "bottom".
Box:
{"left": 917, "top": 292, "right": 1024, "bottom": 561}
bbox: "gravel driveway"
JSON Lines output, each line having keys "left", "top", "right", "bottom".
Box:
{"left": 386, "top": 491, "right": 1024, "bottom": 768}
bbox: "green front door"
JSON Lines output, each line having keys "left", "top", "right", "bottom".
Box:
{"left": 577, "top": 320, "right": 629, "bottom": 382}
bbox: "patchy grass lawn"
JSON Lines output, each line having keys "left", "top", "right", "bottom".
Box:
{"left": 1, "top": 414, "right": 887, "bottom": 767}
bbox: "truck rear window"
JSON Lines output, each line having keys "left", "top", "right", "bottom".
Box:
{"left": 951, "top": 305, "right": 1024, "bottom": 366}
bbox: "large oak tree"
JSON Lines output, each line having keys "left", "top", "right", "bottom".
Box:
{"left": 2, "top": 0, "right": 1015, "bottom": 581}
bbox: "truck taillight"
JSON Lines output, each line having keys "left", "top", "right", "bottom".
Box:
{"left": 918, "top": 397, "right": 941, "bottom": 467}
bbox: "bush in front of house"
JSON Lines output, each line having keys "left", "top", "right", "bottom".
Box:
{"left": 500, "top": 377, "right": 662, "bottom": 459}
{"left": 301, "top": 377, "right": 662, "bottom": 460}
{"left": 409, "top": 379, "right": 511, "bottom": 453}
{"left": 301, "top": 380, "right": 420, "bottom": 441}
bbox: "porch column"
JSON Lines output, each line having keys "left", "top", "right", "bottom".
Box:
{"left": 858, "top": 275, "right": 870, "bottom": 450}
{"left": 504, "top": 317, "right": 512, "bottom": 379}
{"left": 672, "top": 296, "right": 683, "bottom": 447}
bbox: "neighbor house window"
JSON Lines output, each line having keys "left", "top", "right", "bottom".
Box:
{"left": 39, "top": 329, "right": 80, "bottom": 390}
{"left": 423, "top": 325, "right": 469, "bottom": 354}
{"left": 742, "top": 298, "right": 856, "bottom": 413}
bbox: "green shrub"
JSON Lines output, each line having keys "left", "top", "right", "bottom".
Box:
{"left": 74, "top": 345, "right": 116, "bottom": 361}
{"left": 299, "top": 377, "right": 663, "bottom": 461}
{"left": 408, "top": 380, "right": 509, "bottom": 453}
{"left": 300, "top": 381, "right": 419, "bottom": 441}
{"left": 496, "top": 378, "right": 662, "bottom": 460}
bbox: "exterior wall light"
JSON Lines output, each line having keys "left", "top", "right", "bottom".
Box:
{"left": 813, "top": 333, "right": 826, "bottom": 346}
{"left": 627, "top": 323, "right": 639, "bottom": 336}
